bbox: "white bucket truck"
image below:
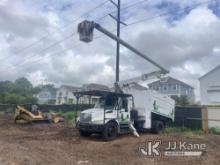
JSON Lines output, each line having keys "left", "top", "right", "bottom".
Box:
{"left": 76, "top": 20, "right": 175, "bottom": 140}
{"left": 75, "top": 86, "right": 175, "bottom": 141}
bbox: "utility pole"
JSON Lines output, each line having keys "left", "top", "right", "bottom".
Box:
{"left": 116, "top": 0, "right": 120, "bottom": 83}
{"left": 109, "top": 0, "right": 127, "bottom": 83}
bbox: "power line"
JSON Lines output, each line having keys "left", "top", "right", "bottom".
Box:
{"left": 97, "top": 0, "right": 149, "bottom": 23}
{"left": 41, "top": 0, "right": 215, "bottom": 62}
{"left": 1, "top": 0, "right": 109, "bottom": 62}
{"left": 8, "top": 0, "right": 214, "bottom": 71}
{"left": 17, "top": 32, "right": 76, "bottom": 67}
{"left": 7, "top": 0, "right": 150, "bottom": 67}
{"left": 14, "top": 13, "right": 110, "bottom": 67}
{"left": 14, "top": 34, "right": 105, "bottom": 72}
{"left": 126, "top": 0, "right": 214, "bottom": 26}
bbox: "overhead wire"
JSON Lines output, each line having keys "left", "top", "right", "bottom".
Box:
{"left": 1, "top": 0, "right": 110, "bottom": 62}
{"left": 8, "top": 0, "right": 215, "bottom": 71}
{"left": 9, "top": 0, "right": 150, "bottom": 69}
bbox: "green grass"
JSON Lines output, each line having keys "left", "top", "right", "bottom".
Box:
{"left": 58, "top": 111, "right": 79, "bottom": 122}
{"left": 0, "top": 111, "right": 4, "bottom": 116}
{"left": 165, "top": 127, "right": 203, "bottom": 135}
{"left": 209, "top": 127, "right": 220, "bottom": 135}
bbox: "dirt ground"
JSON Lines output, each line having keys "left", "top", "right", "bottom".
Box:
{"left": 0, "top": 115, "right": 220, "bottom": 165}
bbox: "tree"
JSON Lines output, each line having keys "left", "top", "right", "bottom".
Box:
{"left": 172, "top": 95, "right": 190, "bottom": 106}
{"left": 13, "top": 77, "right": 33, "bottom": 96}
{"left": 0, "top": 77, "right": 38, "bottom": 104}
{"left": 15, "top": 77, "right": 33, "bottom": 90}
{"left": 0, "top": 81, "right": 14, "bottom": 93}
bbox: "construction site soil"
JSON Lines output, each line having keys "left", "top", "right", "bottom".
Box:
{"left": 0, "top": 115, "right": 220, "bottom": 165}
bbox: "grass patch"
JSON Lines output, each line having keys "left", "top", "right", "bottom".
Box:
{"left": 165, "top": 127, "right": 203, "bottom": 135}
{"left": 58, "top": 111, "right": 79, "bottom": 122}
{"left": 0, "top": 111, "right": 4, "bottom": 116}
{"left": 209, "top": 127, "right": 220, "bottom": 135}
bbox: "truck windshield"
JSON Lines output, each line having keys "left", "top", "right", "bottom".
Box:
{"left": 94, "top": 96, "right": 118, "bottom": 109}
{"left": 94, "top": 98, "right": 105, "bottom": 108}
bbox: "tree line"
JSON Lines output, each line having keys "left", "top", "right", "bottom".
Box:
{"left": 0, "top": 77, "right": 54, "bottom": 104}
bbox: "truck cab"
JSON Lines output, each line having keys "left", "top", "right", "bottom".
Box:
{"left": 75, "top": 90, "right": 134, "bottom": 141}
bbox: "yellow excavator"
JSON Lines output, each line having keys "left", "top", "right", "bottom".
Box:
{"left": 14, "top": 105, "right": 64, "bottom": 124}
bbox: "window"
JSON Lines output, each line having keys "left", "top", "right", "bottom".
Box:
{"left": 163, "top": 85, "right": 167, "bottom": 91}
{"left": 173, "top": 85, "right": 177, "bottom": 90}
{"left": 68, "top": 99, "right": 73, "bottom": 104}
{"left": 122, "top": 99, "right": 128, "bottom": 112}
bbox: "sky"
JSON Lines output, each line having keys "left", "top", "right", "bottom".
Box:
{"left": 0, "top": 0, "right": 220, "bottom": 101}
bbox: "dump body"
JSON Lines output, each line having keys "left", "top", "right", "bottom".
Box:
{"left": 123, "top": 87, "right": 175, "bottom": 129}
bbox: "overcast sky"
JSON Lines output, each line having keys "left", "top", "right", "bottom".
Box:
{"left": 0, "top": 0, "right": 220, "bottom": 100}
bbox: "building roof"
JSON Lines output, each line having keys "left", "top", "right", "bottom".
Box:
{"left": 199, "top": 65, "right": 220, "bottom": 80}
{"left": 148, "top": 76, "right": 194, "bottom": 89}
{"left": 83, "top": 83, "right": 110, "bottom": 91}
{"left": 74, "top": 90, "right": 132, "bottom": 97}
{"left": 38, "top": 87, "right": 57, "bottom": 95}
{"left": 122, "top": 82, "right": 148, "bottom": 91}
{"left": 60, "top": 85, "right": 82, "bottom": 91}
{"left": 119, "top": 70, "right": 162, "bottom": 85}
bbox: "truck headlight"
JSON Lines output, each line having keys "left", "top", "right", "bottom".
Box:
{"left": 80, "top": 113, "right": 91, "bottom": 123}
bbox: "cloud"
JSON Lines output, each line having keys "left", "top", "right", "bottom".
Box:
{"left": 0, "top": 0, "right": 219, "bottom": 101}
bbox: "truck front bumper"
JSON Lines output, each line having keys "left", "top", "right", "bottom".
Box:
{"left": 77, "top": 122, "right": 104, "bottom": 133}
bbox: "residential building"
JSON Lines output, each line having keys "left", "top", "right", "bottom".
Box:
{"left": 56, "top": 83, "right": 110, "bottom": 105}
{"left": 82, "top": 83, "right": 110, "bottom": 104}
{"left": 199, "top": 65, "right": 220, "bottom": 105}
{"left": 56, "top": 85, "right": 82, "bottom": 105}
{"left": 119, "top": 72, "right": 195, "bottom": 103}
{"left": 36, "top": 88, "right": 57, "bottom": 104}
{"left": 148, "top": 76, "right": 195, "bottom": 102}
{"left": 82, "top": 83, "right": 110, "bottom": 92}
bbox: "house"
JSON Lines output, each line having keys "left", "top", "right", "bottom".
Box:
{"left": 56, "top": 85, "right": 82, "bottom": 105}
{"left": 119, "top": 72, "right": 195, "bottom": 103}
{"left": 56, "top": 83, "right": 110, "bottom": 105}
{"left": 36, "top": 88, "right": 57, "bottom": 104}
{"left": 82, "top": 83, "right": 110, "bottom": 92}
{"left": 148, "top": 76, "right": 195, "bottom": 102}
{"left": 199, "top": 65, "right": 220, "bottom": 105}
{"left": 82, "top": 83, "right": 110, "bottom": 104}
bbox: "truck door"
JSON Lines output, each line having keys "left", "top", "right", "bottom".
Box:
{"left": 117, "top": 98, "right": 130, "bottom": 122}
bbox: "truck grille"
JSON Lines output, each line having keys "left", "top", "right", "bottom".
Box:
{"left": 80, "top": 113, "right": 91, "bottom": 123}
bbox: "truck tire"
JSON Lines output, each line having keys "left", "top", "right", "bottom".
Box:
{"left": 152, "top": 121, "right": 164, "bottom": 134}
{"left": 79, "top": 130, "right": 92, "bottom": 137}
{"left": 102, "top": 121, "right": 118, "bottom": 141}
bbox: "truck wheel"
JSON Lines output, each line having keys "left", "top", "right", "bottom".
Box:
{"left": 102, "top": 121, "right": 118, "bottom": 141}
{"left": 152, "top": 121, "right": 164, "bottom": 134}
{"left": 79, "top": 130, "right": 92, "bottom": 137}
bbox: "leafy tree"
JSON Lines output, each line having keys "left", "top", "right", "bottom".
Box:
{"left": 3, "top": 93, "right": 22, "bottom": 104}
{"left": 0, "top": 77, "right": 38, "bottom": 104}
{"left": 15, "top": 77, "right": 33, "bottom": 90}
{"left": 13, "top": 77, "right": 33, "bottom": 96}
{"left": 172, "top": 95, "right": 190, "bottom": 106}
{"left": 23, "top": 95, "right": 38, "bottom": 104}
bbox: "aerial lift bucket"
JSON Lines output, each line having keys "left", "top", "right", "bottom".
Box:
{"left": 78, "top": 20, "right": 95, "bottom": 43}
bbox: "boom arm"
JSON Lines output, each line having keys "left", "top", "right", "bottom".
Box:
{"left": 78, "top": 20, "right": 169, "bottom": 74}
